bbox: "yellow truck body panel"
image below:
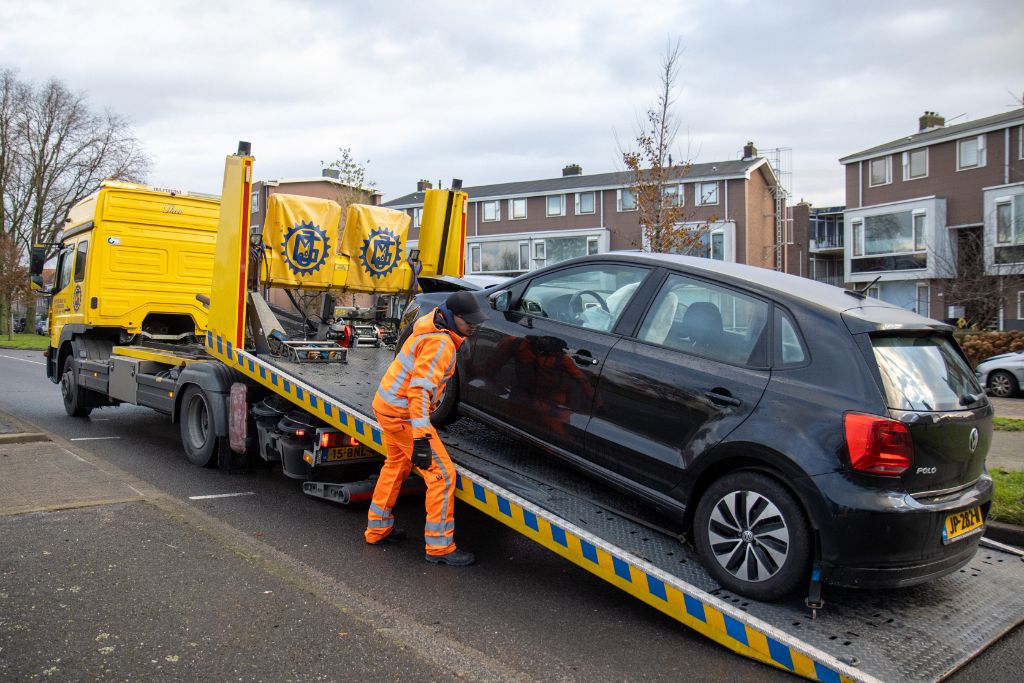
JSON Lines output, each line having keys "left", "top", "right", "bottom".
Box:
{"left": 50, "top": 181, "right": 220, "bottom": 345}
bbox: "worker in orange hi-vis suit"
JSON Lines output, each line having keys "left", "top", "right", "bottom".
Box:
{"left": 364, "top": 291, "right": 488, "bottom": 565}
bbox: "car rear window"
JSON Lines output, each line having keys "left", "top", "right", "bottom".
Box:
{"left": 870, "top": 335, "right": 983, "bottom": 412}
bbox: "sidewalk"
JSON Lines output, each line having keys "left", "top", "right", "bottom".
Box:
{"left": 0, "top": 412, "right": 518, "bottom": 682}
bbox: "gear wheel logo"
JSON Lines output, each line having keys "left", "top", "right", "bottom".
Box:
{"left": 359, "top": 227, "right": 403, "bottom": 279}
{"left": 73, "top": 284, "right": 82, "bottom": 312}
{"left": 281, "top": 221, "right": 330, "bottom": 277}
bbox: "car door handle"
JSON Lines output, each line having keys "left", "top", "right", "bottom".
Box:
{"left": 705, "top": 390, "right": 741, "bottom": 407}
{"left": 571, "top": 351, "right": 600, "bottom": 366}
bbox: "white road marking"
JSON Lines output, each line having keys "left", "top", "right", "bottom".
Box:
{"left": 0, "top": 354, "right": 45, "bottom": 365}
{"left": 69, "top": 436, "right": 122, "bottom": 441}
{"left": 188, "top": 492, "right": 256, "bottom": 500}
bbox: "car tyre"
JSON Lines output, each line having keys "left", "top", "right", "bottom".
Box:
{"left": 694, "top": 471, "right": 810, "bottom": 601}
{"left": 180, "top": 385, "right": 221, "bottom": 467}
{"left": 430, "top": 371, "right": 460, "bottom": 426}
{"left": 987, "top": 370, "right": 1019, "bottom": 398}
{"left": 61, "top": 357, "right": 93, "bottom": 418}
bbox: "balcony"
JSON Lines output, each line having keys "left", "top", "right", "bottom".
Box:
{"left": 809, "top": 236, "right": 844, "bottom": 254}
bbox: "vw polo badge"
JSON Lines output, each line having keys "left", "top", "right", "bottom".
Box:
{"left": 968, "top": 427, "right": 979, "bottom": 453}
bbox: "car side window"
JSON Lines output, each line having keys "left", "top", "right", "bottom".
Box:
{"left": 774, "top": 307, "right": 807, "bottom": 367}
{"left": 513, "top": 264, "right": 648, "bottom": 331}
{"left": 637, "top": 273, "right": 769, "bottom": 366}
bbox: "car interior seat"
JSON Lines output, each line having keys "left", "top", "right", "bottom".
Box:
{"left": 678, "top": 302, "right": 723, "bottom": 355}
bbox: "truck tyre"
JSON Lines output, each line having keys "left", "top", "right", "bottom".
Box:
{"left": 430, "top": 371, "right": 460, "bottom": 426}
{"left": 180, "top": 385, "right": 220, "bottom": 467}
{"left": 61, "top": 357, "right": 93, "bottom": 418}
{"left": 694, "top": 471, "right": 810, "bottom": 601}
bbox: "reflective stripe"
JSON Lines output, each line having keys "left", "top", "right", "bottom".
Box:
{"left": 409, "top": 377, "right": 436, "bottom": 390}
{"left": 424, "top": 521, "right": 455, "bottom": 533}
{"left": 410, "top": 417, "right": 431, "bottom": 429}
{"left": 433, "top": 447, "right": 452, "bottom": 537}
{"left": 424, "top": 534, "right": 454, "bottom": 546}
{"left": 368, "top": 518, "right": 394, "bottom": 529}
{"left": 369, "top": 503, "right": 392, "bottom": 518}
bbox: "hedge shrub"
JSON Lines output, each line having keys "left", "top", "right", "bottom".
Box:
{"left": 955, "top": 330, "right": 1024, "bottom": 368}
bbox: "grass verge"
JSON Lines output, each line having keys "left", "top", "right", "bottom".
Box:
{"left": 993, "top": 417, "right": 1024, "bottom": 432}
{"left": 0, "top": 333, "right": 50, "bottom": 350}
{"left": 990, "top": 468, "right": 1024, "bottom": 526}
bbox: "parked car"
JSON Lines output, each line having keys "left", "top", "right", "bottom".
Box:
{"left": 975, "top": 349, "right": 1024, "bottom": 398}
{"left": 12, "top": 316, "right": 26, "bottom": 333}
{"left": 399, "top": 254, "right": 993, "bottom": 600}
{"left": 35, "top": 318, "right": 48, "bottom": 336}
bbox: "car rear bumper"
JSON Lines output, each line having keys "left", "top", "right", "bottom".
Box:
{"left": 799, "top": 471, "right": 994, "bottom": 590}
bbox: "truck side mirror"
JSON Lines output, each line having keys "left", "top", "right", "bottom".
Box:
{"left": 30, "top": 245, "right": 46, "bottom": 276}
{"left": 489, "top": 289, "right": 511, "bottom": 312}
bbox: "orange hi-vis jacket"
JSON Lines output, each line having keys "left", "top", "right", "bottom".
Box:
{"left": 372, "top": 308, "right": 464, "bottom": 437}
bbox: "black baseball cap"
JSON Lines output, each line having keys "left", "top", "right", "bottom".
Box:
{"left": 446, "top": 291, "right": 488, "bottom": 325}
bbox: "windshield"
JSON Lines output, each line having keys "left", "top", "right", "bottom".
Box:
{"left": 871, "top": 335, "right": 983, "bottom": 412}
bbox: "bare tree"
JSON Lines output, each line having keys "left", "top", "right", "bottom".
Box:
{"left": 934, "top": 226, "right": 1024, "bottom": 329}
{"left": 1, "top": 71, "right": 149, "bottom": 326}
{"left": 621, "top": 39, "right": 711, "bottom": 254}
{"left": 0, "top": 230, "right": 27, "bottom": 339}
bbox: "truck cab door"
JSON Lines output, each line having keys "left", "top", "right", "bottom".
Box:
{"left": 50, "top": 239, "right": 89, "bottom": 345}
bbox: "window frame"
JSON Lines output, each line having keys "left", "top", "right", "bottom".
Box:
{"left": 617, "top": 188, "right": 637, "bottom": 212}
{"left": 509, "top": 198, "right": 527, "bottom": 221}
{"left": 902, "top": 148, "right": 928, "bottom": 181}
{"left": 412, "top": 207, "right": 422, "bottom": 229}
{"left": 469, "top": 244, "right": 482, "bottom": 273}
{"left": 916, "top": 283, "right": 930, "bottom": 318}
{"left": 481, "top": 200, "right": 500, "bottom": 222}
{"left": 852, "top": 220, "right": 864, "bottom": 257}
{"left": 73, "top": 240, "right": 89, "bottom": 283}
{"left": 996, "top": 201, "right": 1013, "bottom": 244}
{"left": 697, "top": 181, "right": 719, "bottom": 206}
{"left": 575, "top": 191, "right": 596, "bottom": 215}
{"left": 957, "top": 135, "right": 986, "bottom": 171}
{"left": 250, "top": 190, "right": 259, "bottom": 214}
{"left": 867, "top": 285, "right": 880, "bottom": 299}
{"left": 546, "top": 195, "right": 565, "bottom": 217}
{"left": 662, "top": 184, "right": 682, "bottom": 207}
{"left": 1018, "top": 290, "right": 1023, "bottom": 319}
{"left": 869, "top": 156, "right": 892, "bottom": 187}
{"left": 912, "top": 211, "right": 927, "bottom": 251}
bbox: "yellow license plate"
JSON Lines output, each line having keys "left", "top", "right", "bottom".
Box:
{"left": 325, "top": 446, "right": 374, "bottom": 462}
{"left": 943, "top": 506, "right": 984, "bottom": 544}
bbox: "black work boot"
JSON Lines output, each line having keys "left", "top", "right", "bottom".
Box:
{"left": 367, "top": 529, "right": 406, "bottom": 545}
{"left": 425, "top": 549, "right": 475, "bottom": 566}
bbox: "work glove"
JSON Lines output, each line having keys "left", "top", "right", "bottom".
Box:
{"left": 411, "top": 438, "right": 433, "bottom": 470}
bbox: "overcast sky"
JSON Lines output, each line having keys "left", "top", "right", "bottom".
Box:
{"left": 2, "top": 0, "right": 1022, "bottom": 206}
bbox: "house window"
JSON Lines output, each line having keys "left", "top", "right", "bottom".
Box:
{"left": 996, "top": 202, "right": 1012, "bottom": 244}
{"left": 957, "top": 135, "right": 986, "bottom": 170}
{"left": 617, "top": 188, "right": 637, "bottom": 212}
{"left": 852, "top": 220, "right": 863, "bottom": 257}
{"left": 697, "top": 182, "right": 718, "bottom": 206}
{"left": 913, "top": 212, "right": 926, "bottom": 251}
{"left": 534, "top": 241, "right": 546, "bottom": 267}
{"left": 412, "top": 208, "right": 422, "bottom": 228}
{"left": 546, "top": 195, "right": 564, "bottom": 217}
{"left": 519, "top": 242, "right": 530, "bottom": 270}
{"left": 587, "top": 236, "right": 600, "bottom": 255}
{"left": 867, "top": 285, "right": 880, "bottom": 299}
{"left": 470, "top": 239, "right": 531, "bottom": 275}
{"left": 470, "top": 244, "right": 481, "bottom": 272}
{"left": 482, "top": 201, "right": 500, "bottom": 222}
{"left": 250, "top": 191, "right": 259, "bottom": 214}
{"left": 996, "top": 195, "right": 1024, "bottom": 247}
{"left": 1018, "top": 290, "right": 1023, "bottom": 319}
{"left": 687, "top": 230, "right": 726, "bottom": 261}
{"left": 509, "top": 198, "right": 527, "bottom": 220}
{"left": 662, "top": 184, "right": 681, "bottom": 207}
{"left": 869, "top": 156, "right": 892, "bottom": 186}
{"left": 903, "top": 149, "right": 928, "bottom": 180}
{"left": 916, "top": 284, "right": 930, "bottom": 318}
{"left": 575, "top": 192, "right": 595, "bottom": 215}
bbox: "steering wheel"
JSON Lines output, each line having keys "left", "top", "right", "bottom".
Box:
{"left": 569, "top": 289, "right": 609, "bottom": 321}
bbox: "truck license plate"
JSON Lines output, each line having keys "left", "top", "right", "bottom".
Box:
{"left": 325, "top": 446, "right": 374, "bottom": 462}
{"left": 942, "top": 506, "right": 983, "bottom": 544}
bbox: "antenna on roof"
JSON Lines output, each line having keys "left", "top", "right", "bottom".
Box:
{"left": 846, "top": 275, "right": 881, "bottom": 300}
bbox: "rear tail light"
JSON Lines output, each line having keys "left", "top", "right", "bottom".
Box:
{"left": 844, "top": 413, "right": 914, "bottom": 475}
{"left": 319, "top": 431, "right": 359, "bottom": 448}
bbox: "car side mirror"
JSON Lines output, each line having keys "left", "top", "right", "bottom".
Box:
{"left": 489, "top": 289, "right": 511, "bottom": 312}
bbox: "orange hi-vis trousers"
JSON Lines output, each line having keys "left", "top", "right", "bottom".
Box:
{"left": 364, "top": 411, "right": 457, "bottom": 556}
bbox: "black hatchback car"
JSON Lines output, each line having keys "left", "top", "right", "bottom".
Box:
{"left": 399, "top": 254, "right": 993, "bottom": 600}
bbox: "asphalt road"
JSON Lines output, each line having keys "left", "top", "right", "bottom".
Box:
{"left": 1, "top": 348, "right": 1020, "bottom": 682}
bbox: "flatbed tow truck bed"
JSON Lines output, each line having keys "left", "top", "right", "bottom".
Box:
{"left": 209, "top": 337, "right": 1024, "bottom": 683}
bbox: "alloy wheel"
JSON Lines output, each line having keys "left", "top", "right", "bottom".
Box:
{"left": 707, "top": 489, "right": 790, "bottom": 583}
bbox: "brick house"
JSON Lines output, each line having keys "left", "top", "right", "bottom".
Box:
{"left": 839, "top": 108, "right": 1024, "bottom": 328}
{"left": 383, "top": 145, "right": 789, "bottom": 277}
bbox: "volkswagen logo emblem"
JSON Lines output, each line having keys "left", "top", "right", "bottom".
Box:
{"left": 968, "top": 427, "right": 979, "bottom": 453}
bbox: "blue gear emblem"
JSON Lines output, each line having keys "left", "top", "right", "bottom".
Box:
{"left": 359, "top": 227, "right": 403, "bottom": 279}
{"left": 73, "top": 284, "right": 82, "bottom": 312}
{"left": 281, "top": 221, "right": 330, "bottom": 277}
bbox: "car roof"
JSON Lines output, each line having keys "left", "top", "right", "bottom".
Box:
{"left": 557, "top": 253, "right": 950, "bottom": 332}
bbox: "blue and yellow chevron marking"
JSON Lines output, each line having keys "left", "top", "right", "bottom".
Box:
{"left": 205, "top": 332, "right": 385, "bottom": 453}
{"left": 452, "top": 469, "right": 859, "bottom": 683}
{"left": 204, "top": 331, "right": 857, "bottom": 683}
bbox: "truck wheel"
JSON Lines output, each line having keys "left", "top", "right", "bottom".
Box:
{"left": 694, "top": 471, "right": 810, "bottom": 601}
{"left": 180, "top": 385, "right": 219, "bottom": 467}
{"left": 430, "top": 371, "right": 460, "bottom": 426}
{"left": 61, "top": 357, "right": 93, "bottom": 418}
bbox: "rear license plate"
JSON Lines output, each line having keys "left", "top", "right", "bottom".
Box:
{"left": 942, "top": 506, "right": 984, "bottom": 544}
{"left": 325, "top": 446, "right": 374, "bottom": 462}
